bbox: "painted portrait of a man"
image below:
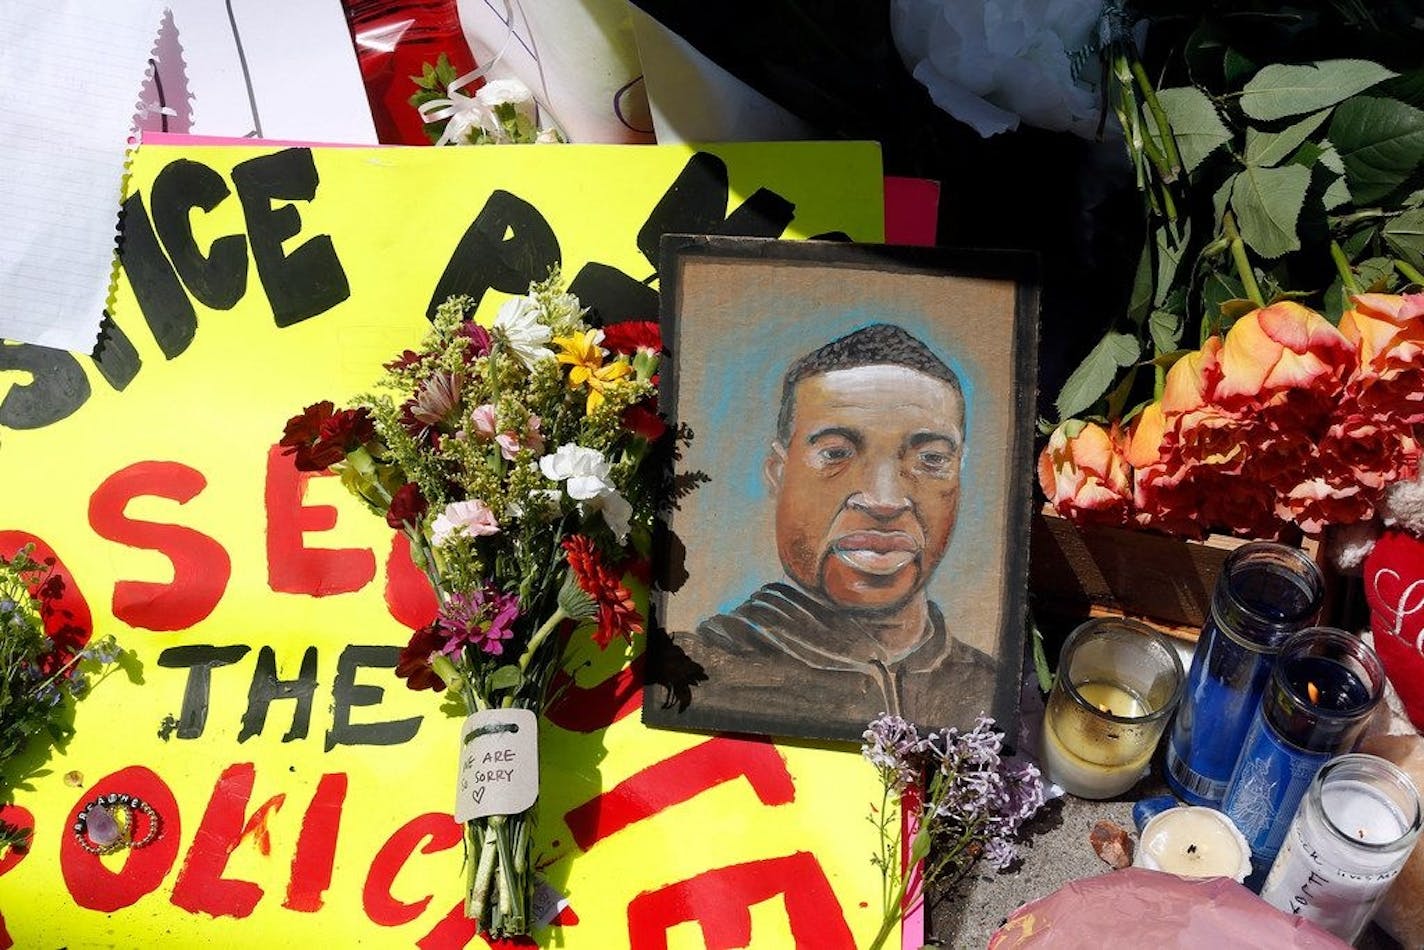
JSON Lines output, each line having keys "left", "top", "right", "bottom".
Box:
{"left": 648, "top": 239, "right": 1036, "bottom": 742}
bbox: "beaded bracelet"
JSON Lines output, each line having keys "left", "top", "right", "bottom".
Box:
{"left": 73, "top": 793, "right": 159, "bottom": 855}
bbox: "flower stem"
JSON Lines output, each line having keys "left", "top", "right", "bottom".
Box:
{"left": 468, "top": 819, "right": 499, "bottom": 923}
{"left": 1223, "top": 212, "right": 1264, "bottom": 306}
{"left": 1331, "top": 241, "right": 1361, "bottom": 295}
{"left": 1131, "top": 59, "right": 1182, "bottom": 179}
{"left": 517, "top": 607, "right": 568, "bottom": 677}
{"left": 1396, "top": 259, "right": 1424, "bottom": 287}
{"left": 868, "top": 795, "right": 934, "bottom": 950}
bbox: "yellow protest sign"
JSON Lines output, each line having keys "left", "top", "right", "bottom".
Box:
{"left": 0, "top": 142, "right": 891, "bottom": 947}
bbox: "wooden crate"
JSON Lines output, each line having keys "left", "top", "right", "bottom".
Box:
{"left": 1029, "top": 504, "right": 1324, "bottom": 643}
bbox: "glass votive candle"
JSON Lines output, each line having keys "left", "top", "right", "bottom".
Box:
{"left": 1260, "top": 753, "right": 1422, "bottom": 943}
{"left": 1134, "top": 805, "right": 1252, "bottom": 882}
{"left": 1040, "top": 618, "right": 1185, "bottom": 799}
{"left": 1165, "top": 542, "right": 1325, "bottom": 807}
{"left": 1221, "top": 627, "right": 1386, "bottom": 873}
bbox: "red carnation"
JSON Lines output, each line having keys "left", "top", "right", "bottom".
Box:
{"left": 601, "top": 321, "right": 661, "bottom": 355}
{"left": 280, "top": 402, "right": 336, "bottom": 470}
{"left": 319, "top": 407, "right": 376, "bottom": 452}
{"left": 562, "top": 535, "right": 644, "bottom": 648}
{"left": 384, "top": 349, "right": 425, "bottom": 371}
{"left": 395, "top": 624, "right": 450, "bottom": 692}
{"left": 386, "top": 482, "right": 429, "bottom": 529}
{"left": 458, "top": 323, "right": 493, "bottom": 358}
{"left": 622, "top": 402, "right": 667, "bottom": 441}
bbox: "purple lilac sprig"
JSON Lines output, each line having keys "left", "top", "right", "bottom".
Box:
{"left": 861, "top": 713, "right": 1046, "bottom": 950}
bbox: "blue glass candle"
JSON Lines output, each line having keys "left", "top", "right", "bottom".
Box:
{"left": 1221, "top": 627, "right": 1385, "bottom": 875}
{"left": 1165, "top": 543, "right": 1324, "bottom": 807}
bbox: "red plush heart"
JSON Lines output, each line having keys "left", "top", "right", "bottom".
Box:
{"left": 1365, "top": 529, "right": 1424, "bottom": 729}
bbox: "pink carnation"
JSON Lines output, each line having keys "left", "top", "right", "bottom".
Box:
{"left": 431, "top": 499, "right": 501, "bottom": 545}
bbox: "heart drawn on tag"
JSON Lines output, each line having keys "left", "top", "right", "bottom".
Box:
{"left": 472, "top": 787, "right": 486, "bottom": 805}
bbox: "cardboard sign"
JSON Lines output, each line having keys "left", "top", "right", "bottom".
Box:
{"left": 455, "top": 709, "right": 538, "bottom": 821}
{"left": 0, "top": 141, "right": 889, "bottom": 948}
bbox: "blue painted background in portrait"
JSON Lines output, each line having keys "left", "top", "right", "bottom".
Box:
{"left": 667, "top": 263, "right": 1015, "bottom": 656}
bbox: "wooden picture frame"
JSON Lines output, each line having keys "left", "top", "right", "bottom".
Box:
{"left": 645, "top": 236, "right": 1040, "bottom": 743}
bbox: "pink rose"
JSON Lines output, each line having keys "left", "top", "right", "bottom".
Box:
{"left": 1038, "top": 420, "right": 1132, "bottom": 525}
{"left": 1339, "top": 292, "right": 1424, "bottom": 425}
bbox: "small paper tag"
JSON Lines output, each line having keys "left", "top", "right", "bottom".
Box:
{"left": 531, "top": 876, "right": 570, "bottom": 927}
{"left": 454, "top": 708, "right": 538, "bottom": 822}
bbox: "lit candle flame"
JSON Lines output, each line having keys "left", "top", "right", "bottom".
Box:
{"left": 1308, "top": 681, "right": 1320, "bottom": 704}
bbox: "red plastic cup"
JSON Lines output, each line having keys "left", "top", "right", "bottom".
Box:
{"left": 1365, "top": 529, "right": 1424, "bottom": 730}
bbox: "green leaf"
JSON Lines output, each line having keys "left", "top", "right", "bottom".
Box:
{"left": 1224, "top": 49, "right": 1258, "bottom": 87}
{"left": 1220, "top": 298, "right": 1259, "bottom": 325}
{"left": 1358, "top": 256, "right": 1396, "bottom": 293}
{"left": 1405, "top": 189, "right": 1424, "bottom": 210}
{"left": 1030, "top": 619, "right": 1053, "bottom": 695}
{"left": 1154, "top": 220, "right": 1191, "bottom": 308}
{"left": 1384, "top": 209, "right": 1424, "bottom": 272}
{"left": 1230, "top": 164, "right": 1311, "bottom": 259}
{"left": 1341, "top": 226, "right": 1375, "bottom": 259}
{"left": 1323, "top": 175, "right": 1352, "bottom": 210}
{"left": 1156, "top": 87, "right": 1233, "bottom": 175}
{"left": 1330, "top": 96, "right": 1424, "bottom": 205}
{"left": 1148, "top": 349, "right": 1193, "bottom": 368}
{"left": 1055, "top": 331, "right": 1141, "bottom": 420}
{"left": 434, "top": 52, "right": 458, "bottom": 87}
{"left": 1318, "top": 145, "right": 1345, "bottom": 175}
{"left": 1104, "top": 367, "right": 1140, "bottom": 424}
{"left": 1240, "top": 60, "right": 1398, "bottom": 121}
{"left": 1149, "top": 309, "right": 1183, "bottom": 354}
{"left": 1200, "top": 270, "right": 1244, "bottom": 334}
{"left": 1324, "top": 276, "right": 1348, "bottom": 320}
{"left": 1244, "top": 110, "right": 1332, "bottom": 167}
{"left": 1213, "top": 175, "right": 1235, "bottom": 229}
{"left": 487, "top": 665, "right": 523, "bottom": 692}
{"left": 1127, "top": 243, "right": 1153, "bottom": 323}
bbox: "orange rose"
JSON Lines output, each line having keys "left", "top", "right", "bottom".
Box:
{"left": 1155, "top": 337, "right": 1259, "bottom": 470}
{"left": 1340, "top": 292, "right": 1424, "bottom": 425}
{"left": 1161, "top": 336, "right": 1224, "bottom": 417}
{"left": 1215, "top": 302, "right": 1356, "bottom": 411}
{"left": 1038, "top": 420, "right": 1132, "bottom": 525}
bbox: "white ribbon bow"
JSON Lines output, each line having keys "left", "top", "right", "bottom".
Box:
{"left": 416, "top": 0, "right": 516, "bottom": 147}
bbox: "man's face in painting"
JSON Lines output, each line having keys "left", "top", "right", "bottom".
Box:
{"left": 765, "top": 364, "right": 964, "bottom": 612}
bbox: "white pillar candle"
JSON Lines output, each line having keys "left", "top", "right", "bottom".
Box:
{"left": 1039, "top": 619, "right": 1184, "bottom": 801}
{"left": 1135, "top": 806, "right": 1252, "bottom": 881}
{"left": 1261, "top": 754, "right": 1422, "bottom": 943}
{"left": 1041, "top": 681, "right": 1155, "bottom": 799}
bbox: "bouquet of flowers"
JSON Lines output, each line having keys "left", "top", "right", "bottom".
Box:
{"left": 409, "top": 53, "right": 563, "bottom": 146}
{"left": 1042, "top": 1, "right": 1424, "bottom": 540}
{"left": 1041, "top": 292, "right": 1424, "bottom": 538}
{"left": 279, "top": 273, "right": 663, "bottom": 937}
{"left": 0, "top": 545, "right": 122, "bottom": 851}
{"left": 862, "top": 714, "right": 1045, "bottom": 950}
